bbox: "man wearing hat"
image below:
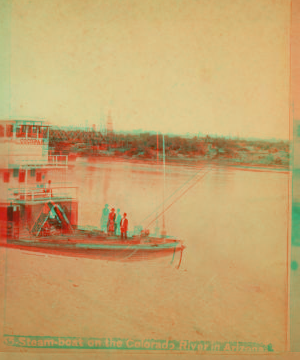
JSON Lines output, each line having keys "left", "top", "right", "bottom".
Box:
{"left": 120, "top": 213, "right": 128, "bottom": 240}
{"left": 107, "top": 208, "right": 116, "bottom": 236}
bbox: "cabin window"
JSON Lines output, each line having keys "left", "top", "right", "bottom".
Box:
{"left": 16, "top": 125, "right": 24, "bottom": 138}
{"left": 19, "top": 125, "right": 27, "bottom": 138}
{"left": 27, "top": 125, "right": 33, "bottom": 138}
{"left": 0, "top": 125, "right": 4, "bottom": 137}
{"left": 16, "top": 125, "right": 21, "bottom": 137}
{"left": 3, "top": 171, "right": 10, "bottom": 183}
{"left": 6, "top": 124, "right": 13, "bottom": 137}
{"left": 36, "top": 171, "right": 42, "bottom": 182}
{"left": 27, "top": 125, "right": 38, "bottom": 138}
{"left": 13, "top": 168, "right": 19, "bottom": 177}
{"left": 32, "top": 126, "right": 37, "bottom": 137}
{"left": 30, "top": 169, "right": 36, "bottom": 177}
{"left": 37, "top": 126, "right": 43, "bottom": 138}
{"left": 39, "top": 126, "right": 48, "bottom": 139}
{"left": 42, "top": 127, "right": 48, "bottom": 139}
{"left": 19, "top": 170, "right": 25, "bottom": 183}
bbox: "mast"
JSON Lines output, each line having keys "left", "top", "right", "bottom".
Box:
{"left": 161, "top": 134, "right": 167, "bottom": 237}
{"left": 157, "top": 132, "right": 159, "bottom": 164}
{"left": 155, "top": 132, "right": 160, "bottom": 236}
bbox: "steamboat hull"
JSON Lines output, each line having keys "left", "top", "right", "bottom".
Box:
{"left": 1, "top": 237, "right": 185, "bottom": 264}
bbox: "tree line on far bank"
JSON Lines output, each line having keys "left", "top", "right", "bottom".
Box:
{"left": 49, "top": 128, "right": 290, "bottom": 165}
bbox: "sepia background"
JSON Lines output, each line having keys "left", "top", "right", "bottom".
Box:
{"left": 0, "top": 0, "right": 292, "bottom": 355}
{"left": 1, "top": 0, "right": 290, "bottom": 139}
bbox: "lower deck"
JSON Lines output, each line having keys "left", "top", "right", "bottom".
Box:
{"left": 7, "top": 227, "right": 180, "bottom": 245}
{"left": 2, "top": 228, "right": 185, "bottom": 266}
{"left": 3, "top": 237, "right": 184, "bottom": 270}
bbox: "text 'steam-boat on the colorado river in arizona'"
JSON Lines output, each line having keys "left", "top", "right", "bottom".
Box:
{"left": 0, "top": 120, "right": 185, "bottom": 267}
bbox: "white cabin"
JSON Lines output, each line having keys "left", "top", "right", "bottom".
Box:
{"left": 0, "top": 120, "right": 78, "bottom": 240}
{"left": 0, "top": 120, "right": 50, "bottom": 168}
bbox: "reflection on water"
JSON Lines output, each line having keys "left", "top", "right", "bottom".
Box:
{"left": 1, "top": 161, "right": 289, "bottom": 350}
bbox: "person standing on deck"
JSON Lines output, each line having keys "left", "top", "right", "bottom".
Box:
{"left": 116, "top": 209, "right": 121, "bottom": 235}
{"left": 44, "top": 180, "right": 52, "bottom": 197}
{"left": 100, "top": 204, "right": 109, "bottom": 231}
{"left": 120, "top": 213, "right": 128, "bottom": 240}
{"left": 107, "top": 208, "right": 116, "bottom": 236}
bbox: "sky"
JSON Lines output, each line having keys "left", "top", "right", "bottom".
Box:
{"left": 0, "top": 0, "right": 291, "bottom": 139}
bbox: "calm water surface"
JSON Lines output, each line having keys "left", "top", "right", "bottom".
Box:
{"left": 1, "top": 160, "right": 289, "bottom": 350}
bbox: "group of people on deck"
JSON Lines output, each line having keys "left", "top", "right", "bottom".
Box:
{"left": 100, "top": 204, "right": 128, "bottom": 239}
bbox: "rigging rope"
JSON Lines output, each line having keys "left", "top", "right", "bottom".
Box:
{"left": 141, "top": 167, "right": 210, "bottom": 226}
{"left": 145, "top": 170, "right": 210, "bottom": 230}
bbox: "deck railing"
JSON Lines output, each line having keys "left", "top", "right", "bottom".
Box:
{"left": 14, "top": 155, "right": 69, "bottom": 168}
{"left": 9, "top": 185, "right": 78, "bottom": 202}
{"left": 48, "top": 155, "right": 68, "bottom": 166}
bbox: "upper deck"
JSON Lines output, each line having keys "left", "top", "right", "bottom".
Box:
{"left": 0, "top": 120, "right": 67, "bottom": 168}
{"left": 0, "top": 120, "right": 75, "bottom": 204}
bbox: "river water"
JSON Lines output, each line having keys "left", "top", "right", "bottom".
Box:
{"left": 1, "top": 160, "right": 289, "bottom": 351}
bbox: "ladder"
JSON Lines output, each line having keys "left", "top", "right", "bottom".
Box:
{"left": 31, "top": 203, "right": 51, "bottom": 236}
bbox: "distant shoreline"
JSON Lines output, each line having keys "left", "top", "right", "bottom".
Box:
{"left": 51, "top": 130, "right": 290, "bottom": 172}
{"left": 71, "top": 154, "right": 290, "bottom": 172}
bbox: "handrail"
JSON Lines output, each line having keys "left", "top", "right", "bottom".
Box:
{"left": 15, "top": 160, "right": 68, "bottom": 168}
{"left": 11, "top": 186, "right": 77, "bottom": 192}
{"left": 48, "top": 155, "right": 68, "bottom": 165}
{"left": 8, "top": 183, "right": 75, "bottom": 191}
{"left": 10, "top": 186, "right": 78, "bottom": 201}
{"left": 15, "top": 155, "right": 69, "bottom": 167}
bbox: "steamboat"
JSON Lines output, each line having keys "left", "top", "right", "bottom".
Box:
{"left": 0, "top": 120, "right": 185, "bottom": 267}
